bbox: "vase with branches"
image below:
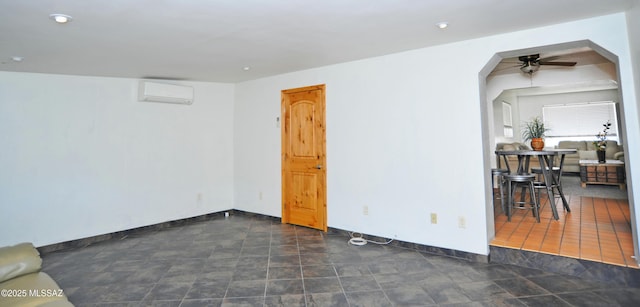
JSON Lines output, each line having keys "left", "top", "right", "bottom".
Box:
{"left": 594, "top": 121, "right": 611, "bottom": 163}
{"left": 593, "top": 121, "right": 611, "bottom": 151}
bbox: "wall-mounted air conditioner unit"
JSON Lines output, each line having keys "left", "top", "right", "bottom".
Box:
{"left": 138, "top": 81, "right": 194, "bottom": 105}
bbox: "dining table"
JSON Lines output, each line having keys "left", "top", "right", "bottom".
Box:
{"left": 495, "top": 148, "right": 577, "bottom": 220}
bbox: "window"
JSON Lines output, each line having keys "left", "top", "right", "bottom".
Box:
{"left": 542, "top": 102, "right": 618, "bottom": 138}
{"left": 502, "top": 102, "right": 513, "bottom": 138}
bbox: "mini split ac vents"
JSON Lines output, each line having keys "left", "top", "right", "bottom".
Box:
{"left": 138, "top": 81, "right": 194, "bottom": 105}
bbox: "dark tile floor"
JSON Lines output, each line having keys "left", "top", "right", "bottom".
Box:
{"left": 41, "top": 215, "right": 640, "bottom": 306}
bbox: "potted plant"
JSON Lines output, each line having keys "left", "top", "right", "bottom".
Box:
{"left": 522, "top": 116, "right": 549, "bottom": 151}
{"left": 593, "top": 121, "right": 611, "bottom": 163}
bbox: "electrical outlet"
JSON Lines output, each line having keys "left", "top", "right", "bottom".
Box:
{"left": 458, "top": 216, "right": 466, "bottom": 228}
{"left": 197, "top": 193, "right": 202, "bottom": 203}
{"left": 430, "top": 213, "right": 437, "bottom": 224}
{"left": 363, "top": 205, "right": 369, "bottom": 215}
{"left": 259, "top": 191, "right": 263, "bottom": 200}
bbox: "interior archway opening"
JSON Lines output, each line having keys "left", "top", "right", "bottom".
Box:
{"left": 479, "top": 40, "right": 638, "bottom": 269}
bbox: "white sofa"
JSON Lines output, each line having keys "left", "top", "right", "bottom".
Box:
{"left": 555, "top": 140, "right": 624, "bottom": 173}
{"left": 0, "top": 243, "right": 73, "bottom": 307}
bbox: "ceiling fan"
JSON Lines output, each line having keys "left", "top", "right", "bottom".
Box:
{"left": 518, "top": 54, "right": 577, "bottom": 74}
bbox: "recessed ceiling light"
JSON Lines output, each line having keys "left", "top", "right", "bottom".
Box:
{"left": 11, "top": 56, "right": 24, "bottom": 62}
{"left": 436, "top": 22, "right": 448, "bottom": 29}
{"left": 243, "top": 67, "right": 251, "bottom": 71}
{"left": 49, "top": 13, "right": 73, "bottom": 24}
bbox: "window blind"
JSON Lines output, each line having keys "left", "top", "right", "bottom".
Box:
{"left": 542, "top": 102, "right": 617, "bottom": 137}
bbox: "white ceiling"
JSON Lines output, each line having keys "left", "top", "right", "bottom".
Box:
{"left": 0, "top": 0, "right": 636, "bottom": 83}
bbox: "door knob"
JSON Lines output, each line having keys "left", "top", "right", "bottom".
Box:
{"left": 315, "top": 164, "right": 323, "bottom": 169}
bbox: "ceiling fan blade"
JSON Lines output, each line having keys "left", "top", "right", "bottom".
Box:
{"left": 538, "top": 55, "right": 562, "bottom": 62}
{"left": 538, "top": 61, "right": 577, "bottom": 66}
{"left": 492, "top": 64, "right": 523, "bottom": 73}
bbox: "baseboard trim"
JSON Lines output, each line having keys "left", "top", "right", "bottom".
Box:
{"left": 37, "top": 209, "right": 488, "bottom": 264}
{"left": 326, "top": 227, "right": 489, "bottom": 263}
{"left": 37, "top": 210, "right": 231, "bottom": 254}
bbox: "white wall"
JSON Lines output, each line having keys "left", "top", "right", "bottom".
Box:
{"left": 234, "top": 13, "right": 640, "bottom": 256}
{"left": 624, "top": 0, "right": 640, "bottom": 259}
{"left": 235, "top": 51, "right": 488, "bottom": 254}
{"left": 629, "top": 1, "right": 640, "bottom": 133}
{"left": 0, "top": 72, "right": 235, "bottom": 247}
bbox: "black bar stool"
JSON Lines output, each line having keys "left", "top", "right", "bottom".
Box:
{"left": 531, "top": 167, "right": 562, "bottom": 204}
{"left": 504, "top": 173, "right": 540, "bottom": 222}
{"left": 491, "top": 168, "right": 509, "bottom": 213}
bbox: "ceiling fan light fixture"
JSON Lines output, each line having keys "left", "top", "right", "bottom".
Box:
{"left": 520, "top": 62, "right": 539, "bottom": 74}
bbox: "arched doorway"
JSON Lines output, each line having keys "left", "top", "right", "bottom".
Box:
{"left": 479, "top": 40, "right": 638, "bottom": 270}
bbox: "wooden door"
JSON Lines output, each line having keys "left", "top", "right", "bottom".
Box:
{"left": 281, "top": 84, "right": 327, "bottom": 231}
